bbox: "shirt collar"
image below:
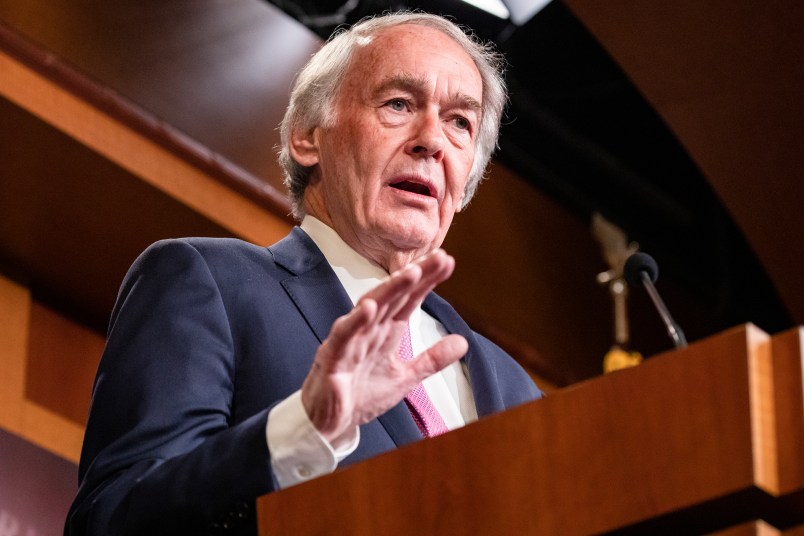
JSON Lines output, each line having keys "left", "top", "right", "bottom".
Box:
{"left": 300, "top": 216, "right": 389, "bottom": 306}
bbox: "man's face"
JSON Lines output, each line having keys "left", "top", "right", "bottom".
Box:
{"left": 297, "top": 24, "right": 483, "bottom": 271}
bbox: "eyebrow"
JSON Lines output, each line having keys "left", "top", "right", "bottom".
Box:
{"left": 372, "top": 73, "right": 482, "bottom": 113}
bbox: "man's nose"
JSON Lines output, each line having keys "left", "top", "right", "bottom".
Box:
{"left": 404, "top": 112, "right": 445, "bottom": 160}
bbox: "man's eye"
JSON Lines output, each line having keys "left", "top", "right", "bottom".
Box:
{"left": 453, "top": 116, "right": 470, "bottom": 131}
{"left": 386, "top": 99, "right": 407, "bottom": 112}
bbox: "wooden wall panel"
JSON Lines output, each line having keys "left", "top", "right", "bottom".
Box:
{"left": 0, "top": 274, "right": 29, "bottom": 431}
{"left": 0, "top": 47, "right": 292, "bottom": 248}
{"left": 26, "top": 302, "right": 104, "bottom": 427}
{"left": 0, "top": 274, "right": 84, "bottom": 462}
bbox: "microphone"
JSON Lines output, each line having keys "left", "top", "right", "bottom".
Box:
{"left": 623, "top": 252, "right": 688, "bottom": 349}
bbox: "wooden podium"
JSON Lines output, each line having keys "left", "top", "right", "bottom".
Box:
{"left": 257, "top": 325, "right": 804, "bottom": 534}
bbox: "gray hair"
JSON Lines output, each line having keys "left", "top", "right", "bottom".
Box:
{"left": 278, "top": 12, "right": 507, "bottom": 218}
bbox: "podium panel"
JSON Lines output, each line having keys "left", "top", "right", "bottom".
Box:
{"left": 258, "top": 325, "right": 804, "bottom": 534}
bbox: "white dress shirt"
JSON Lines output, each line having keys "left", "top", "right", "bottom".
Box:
{"left": 266, "top": 217, "right": 477, "bottom": 488}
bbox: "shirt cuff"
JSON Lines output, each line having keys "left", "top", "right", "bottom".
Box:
{"left": 266, "top": 390, "right": 359, "bottom": 489}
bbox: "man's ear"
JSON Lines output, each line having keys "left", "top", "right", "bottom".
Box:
{"left": 289, "top": 126, "right": 320, "bottom": 168}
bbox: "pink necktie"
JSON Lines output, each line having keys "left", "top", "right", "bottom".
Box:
{"left": 398, "top": 325, "right": 450, "bottom": 437}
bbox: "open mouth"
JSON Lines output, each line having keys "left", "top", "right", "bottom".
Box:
{"left": 389, "top": 180, "right": 434, "bottom": 197}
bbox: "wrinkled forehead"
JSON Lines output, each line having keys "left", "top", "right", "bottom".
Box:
{"left": 344, "top": 24, "right": 482, "bottom": 97}
{"left": 355, "top": 24, "right": 474, "bottom": 66}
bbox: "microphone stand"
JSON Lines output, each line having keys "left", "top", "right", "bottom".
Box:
{"left": 638, "top": 271, "right": 688, "bottom": 349}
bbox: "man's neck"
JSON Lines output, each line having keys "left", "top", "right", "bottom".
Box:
{"left": 300, "top": 212, "right": 421, "bottom": 273}
{"left": 300, "top": 216, "right": 388, "bottom": 305}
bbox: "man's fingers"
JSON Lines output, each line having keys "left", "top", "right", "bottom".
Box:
{"left": 360, "top": 263, "right": 421, "bottom": 323}
{"left": 408, "top": 334, "right": 468, "bottom": 380}
{"left": 321, "top": 248, "right": 457, "bottom": 374}
{"left": 393, "top": 251, "right": 455, "bottom": 320}
{"left": 319, "top": 299, "right": 377, "bottom": 364}
{"left": 366, "top": 249, "right": 456, "bottom": 324}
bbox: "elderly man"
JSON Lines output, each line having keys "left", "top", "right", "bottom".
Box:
{"left": 66, "top": 12, "right": 542, "bottom": 536}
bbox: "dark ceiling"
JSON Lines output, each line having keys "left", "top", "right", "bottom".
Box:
{"left": 266, "top": 0, "right": 792, "bottom": 338}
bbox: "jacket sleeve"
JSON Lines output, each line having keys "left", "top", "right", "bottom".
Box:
{"left": 65, "top": 239, "right": 277, "bottom": 535}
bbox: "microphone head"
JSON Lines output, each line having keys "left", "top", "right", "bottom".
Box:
{"left": 624, "top": 252, "right": 659, "bottom": 286}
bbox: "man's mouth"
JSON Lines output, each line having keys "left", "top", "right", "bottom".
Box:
{"left": 389, "top": 179, "right": 435, "bottom": 198}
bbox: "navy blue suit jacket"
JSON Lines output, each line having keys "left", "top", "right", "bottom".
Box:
{"left": 66, "top": 228, "right": 542, "bottom": 535}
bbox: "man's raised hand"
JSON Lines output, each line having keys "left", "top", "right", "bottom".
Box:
{"left": 300, "top": 249, "right": 468, "bottom": 445}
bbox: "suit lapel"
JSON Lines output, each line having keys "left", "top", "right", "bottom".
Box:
{"left": 269, "top": 227, "right": 353, "bottom": 343}
{"left": 376, "top": 404, "right": 423, "bottom": 446}
{"left": 423, "top": 293, "right": 506, "bottom": 417}
{"left": 269, "top": 228, "right": 423, "bottom": 447}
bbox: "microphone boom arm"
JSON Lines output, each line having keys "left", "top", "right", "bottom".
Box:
{"left": 639, "top": 271, "right": 688, "bottom": 349}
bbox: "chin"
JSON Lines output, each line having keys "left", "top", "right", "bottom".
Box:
{"left": 372, "top": 209, "right": 444, "bottom": 249}
{"left": 381, "top": 225, "right": 437, "bottom": 252}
